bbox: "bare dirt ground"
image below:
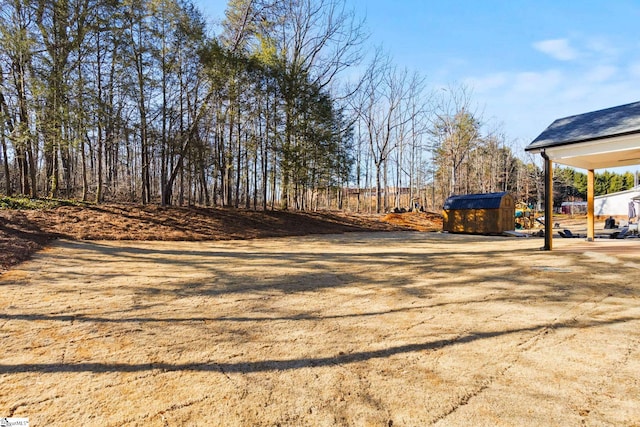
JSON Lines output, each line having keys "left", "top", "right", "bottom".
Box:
{"left": 0, "top": 204, "right": 441, "bottom": 272}
{"left": 1, "top": 206, "right": 639, "bottom": 426}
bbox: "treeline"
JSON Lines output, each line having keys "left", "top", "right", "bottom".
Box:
{"left": 0, "top": 0, "right": 630, "bottom": 212}
{"left": 0, "top": 0, "right": 362, "bottom": 209}
{"left": 0, "top": 0, "right": 215, "bottom": 204}
{"left": 554, "top": 167, "right": 638, "bottom": 205}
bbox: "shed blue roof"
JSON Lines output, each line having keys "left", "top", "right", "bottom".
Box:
{"left": 443, "top": 192, "right": 509, "bottom": 210}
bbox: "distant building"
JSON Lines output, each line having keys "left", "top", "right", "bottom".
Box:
{"left": 560, "top": 201, "right": 587, "bottom": 215}
{"left": 595, "top": 186, "right": 640, "bottom": 217}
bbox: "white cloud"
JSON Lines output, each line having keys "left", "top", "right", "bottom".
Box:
{"left": 450, "top": 35, "right": 640, "bottom": 145}
{"left": 461, "top": 63, "right": 640, "bottom": 143}
{"left": 584, "top": 65, "right": 617, "bottom": 83}
{"left": 512, "top": 69, "right": 564, "bottom": 94}
{"left": 463, "top": 73, "right": 508, "bottom": 93}
{"left": 628, "top": 62, "right": 640, "bottom": 78}
{"left": 585, "top": 36, "right": 620, "bottom": 58}
{"left": 533, "top": 38, "right": 579, "bottom": 61}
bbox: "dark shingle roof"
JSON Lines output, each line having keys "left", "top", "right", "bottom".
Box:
{"left": 443, "top": 192, "right": 509, "bottom": 210}
{"left": 525, "top": 101, "right": 640, "bottom": 152}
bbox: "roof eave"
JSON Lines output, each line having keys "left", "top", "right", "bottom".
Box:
{"left": 525, "top": 128, "right": 640, "bottom": 153}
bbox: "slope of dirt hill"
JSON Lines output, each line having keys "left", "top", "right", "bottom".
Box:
{"left": 0, "top": 203, "right": 443, "bottom": 272}
{"left": 382, "top": 211, "right": 443, "bottom": 231}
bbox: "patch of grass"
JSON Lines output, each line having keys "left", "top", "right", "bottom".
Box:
{"left": 0, "top": 196, "right": 91, "bottom": 210}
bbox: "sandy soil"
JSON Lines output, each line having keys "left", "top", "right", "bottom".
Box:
{"left": 0, "top": 204, "right": 442, "bottom": 272}
{"left": 1, "top": 231, "right": 639, "bottom": 426}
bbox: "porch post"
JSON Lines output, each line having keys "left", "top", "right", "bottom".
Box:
{"left": 542, "top": 150, "right": 553, "bottom": 251}
{"left": 587, "top": 169, "right": 595, "bottom": 241}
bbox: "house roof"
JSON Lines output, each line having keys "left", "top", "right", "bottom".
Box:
{"left": 525, "top": 101, "right": 640, "bottom": 170}
{"left": 443, "top": 192, "right": 510, "bottom": 210}
{"left": 526, "top": 101, "right": 640, "bottom": 151}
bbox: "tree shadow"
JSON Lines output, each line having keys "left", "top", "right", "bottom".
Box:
{"left": 0, "top": 211, "right": 61, "bottom": 269}
{"left": 0, "top": 315, "right": 634, "bottom": 375}
{"left": 14, "top": 234, "right": 634, "bottom": 307}
{"left": 0, "top": 303, "right": 435, "bottom": 324}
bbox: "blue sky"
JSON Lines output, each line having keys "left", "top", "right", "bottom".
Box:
{"left": 201, "top": 0, "right": 640, "bottom": 168}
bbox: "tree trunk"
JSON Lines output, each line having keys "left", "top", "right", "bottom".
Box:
{"left": 0, "top": 128, "right": 11, "bottom": 196}
{"left": 375, "top": 161, "right": 382, "bottom": 213}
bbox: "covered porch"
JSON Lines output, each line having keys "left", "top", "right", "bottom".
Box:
{"left": 525, "top": 101, "right": 640, "bottom": 250}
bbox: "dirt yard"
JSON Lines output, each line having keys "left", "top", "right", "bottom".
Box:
{"left": 0, "top": 204, "right": 441, "bottom": 272}
{"left": 1, "top": 230, "right": 639, "bottom": 426}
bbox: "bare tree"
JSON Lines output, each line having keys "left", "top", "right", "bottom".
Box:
{"left": 353, "top": 50, "right": 418, "bottom": 213}
{"left": 430, "top": 84, "right": 481, "bottom": 198}
{"left": 267, "top": 0, "right": 365, "bottom": 208}
{"left": 0, "top": 0, "right": 39, "bottom": 197}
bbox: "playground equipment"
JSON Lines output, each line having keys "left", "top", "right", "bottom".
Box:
{"left": 515, "top": 202, "right": 536, "bottom": 230}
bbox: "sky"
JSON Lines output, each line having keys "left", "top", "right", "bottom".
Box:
{"left": 200, "top": 0, "right": 640, "bottom": 170}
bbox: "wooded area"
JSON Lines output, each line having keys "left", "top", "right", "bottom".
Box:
{"left": 0, "top": 0, "right": 636, "bottom": 212}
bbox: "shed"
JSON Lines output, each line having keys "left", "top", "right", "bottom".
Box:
{"left": 443, "top": 192, "right": 515, "bottom": 234}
